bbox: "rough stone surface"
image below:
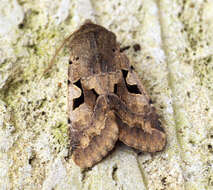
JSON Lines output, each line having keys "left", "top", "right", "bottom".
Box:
{"left": 0, "top": 0, "right": 212, "bottom": 189}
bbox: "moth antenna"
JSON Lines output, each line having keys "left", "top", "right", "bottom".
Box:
{"left": 41, "top": 32, "right": 74, "bottom": 79}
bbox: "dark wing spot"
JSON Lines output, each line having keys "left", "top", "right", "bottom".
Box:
{"left": 122, "top": 70, "right": 141, "bottom": 94}
{"left": 114, "top": 84, "right": 118, "bottom": 94}
{"left": 73, "top": 80, "right": 84, "bottom": 109}
{"left": 91, "top": 89, "right": 99, "bottom": 100}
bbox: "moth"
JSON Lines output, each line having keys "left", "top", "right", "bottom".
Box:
{"left": 63, "top": 21, "right": 166, "bottom": 169}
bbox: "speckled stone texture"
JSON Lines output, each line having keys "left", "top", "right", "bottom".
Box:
{"left": 0, "top": 0, "right": 212, "bottom": 190}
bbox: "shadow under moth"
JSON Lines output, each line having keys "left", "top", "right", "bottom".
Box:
{"left": 55, "top": 21, "right": 166, "bottom": 169}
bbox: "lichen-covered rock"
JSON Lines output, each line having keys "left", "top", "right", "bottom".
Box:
{"left": 0, "top": 0, "right": 212, "bottom": 189}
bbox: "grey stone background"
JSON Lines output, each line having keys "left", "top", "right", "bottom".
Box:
{"left": 0, "top": 0, "right": 212, "bottom": 189}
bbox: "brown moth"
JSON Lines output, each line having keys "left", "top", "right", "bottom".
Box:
{"left": 66, "top": 21, "right": 166, "bottom": 169}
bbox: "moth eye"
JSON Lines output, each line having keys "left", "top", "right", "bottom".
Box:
{"left": 112, "top": 48, "right": 116, "bottom": 52}
{"left": 122, "top": 70, "right": 141, "bottom": 94}
{"left": 73, "top": 80, "right": 84, "bottom": 109}
{"left": 69, "top": 60, "right": 73, "bottom": 65}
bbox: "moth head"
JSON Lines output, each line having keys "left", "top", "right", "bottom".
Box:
{"left": 69, "top": 22, "right": 118, "bottom": 75}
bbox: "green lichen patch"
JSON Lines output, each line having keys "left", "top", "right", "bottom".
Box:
{"left": 178, "top": 0, "right": 212, "bottom": 59}
{"left": 51, "top": 122, "right": 69, "bottom": 153}
{"left": 193, "top": 56, "right": 213, "bottom": 96}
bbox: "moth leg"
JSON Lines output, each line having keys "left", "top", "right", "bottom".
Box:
{"left": 72, "top": 96, "right": 119, "bottom": 169}
{"left": 117, "top": 118, "right": 166, "bottom": 152}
